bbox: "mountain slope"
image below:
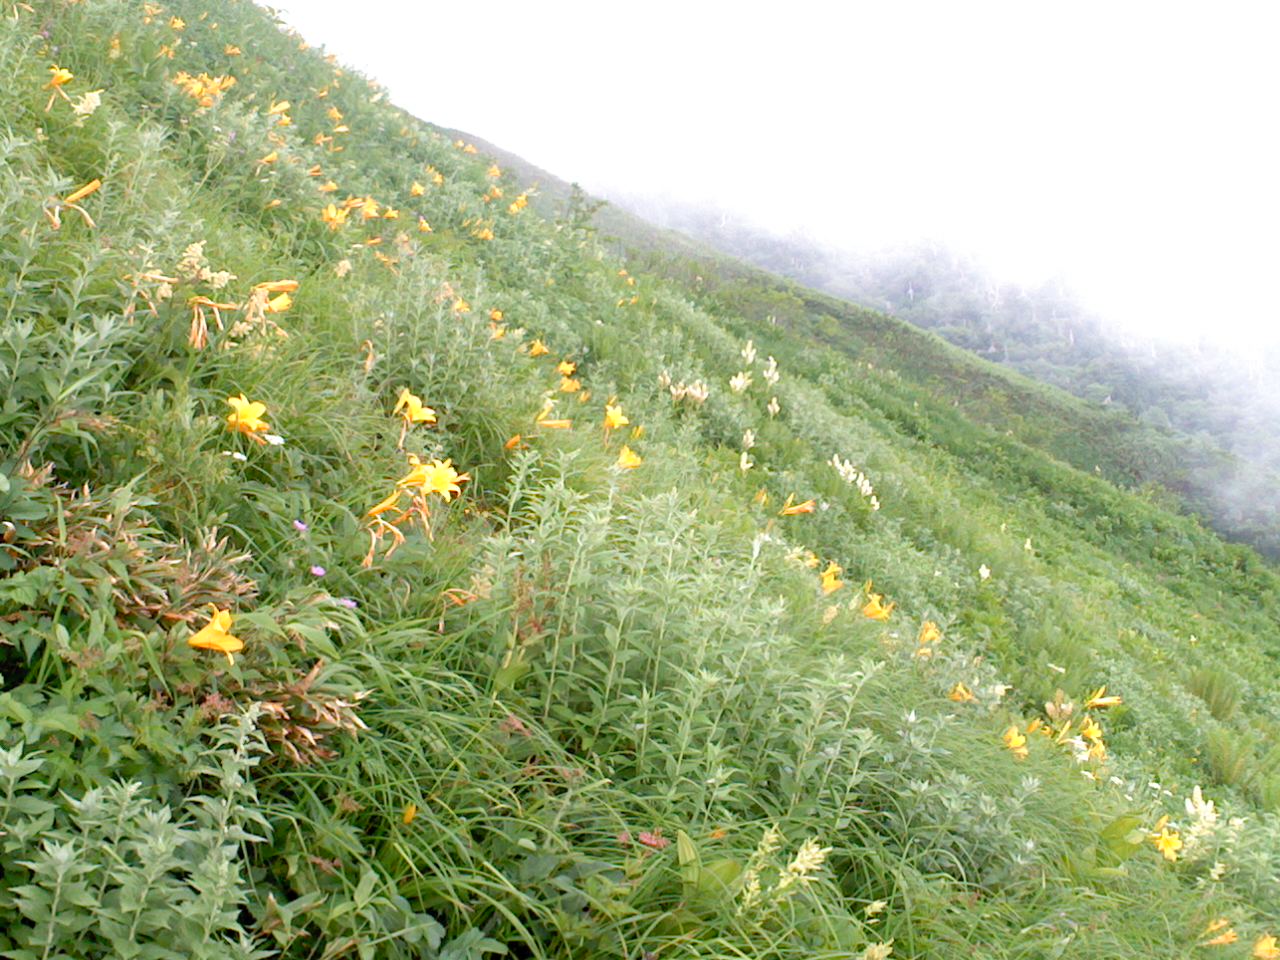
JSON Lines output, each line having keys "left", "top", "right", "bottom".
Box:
{"left": 589, "top": 200, "right": 1280, "bottom": 554}
{"left": 1, "top": 3, "right": 1279, "bottom": 959}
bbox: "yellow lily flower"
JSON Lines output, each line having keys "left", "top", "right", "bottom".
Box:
{"left": 820, "top": 561, "right": 844, "bottom": 595}
{"left": 615, "top": 445, "right": 642, "bottom": 470}
{"left": 604, "top": 403, "right": 629, "bottom": 431}
{"left": 398, "top": 458, "right": 469, "bottom": 501}
{"left": 1003, "top": 725, "right": 1029, "bottom": 759}
{"left": 557, "top": 360, "right": 576, "bottom": 377}
{"left": 528, "top": 339, "right": 550, "bottom": 357}
{"left": 1254, "top": 936, "right": 1280, "bottom": 960}
{"left": 1084, "top": 685, "right": 1122, "bottom": 709}
{"left": 1149, "top": 816, "right": 1182, "bottom": 862}
{"left": 366, "top": 489, "right": 403, "bottom": 519}
{"left": 44, "top": 65, "right": 76, "bottom": 110}
{"left": 394, "top": 388, "right": 437, "bottom": 425}
{"left": 250, "top": 278, "right": 298, "bottom": 295}
{"left": 860, "top": 581, "right": 895, "bottom": 621}
{"left": 225, "top": 393, "right": 270, "bottom": 439}
{"left": 410, "top": 181, "right": 426, "bottom": 197}
{"left": 949, "top": 682, "right": 976, "bottom": 703}
{"left": 779, "top": 494, "right": 816, "bottom": 516}
{"left": 321, "top": 203, "right": 348, "bottom": 229}
{"left": 559, "top": 377, "right": 582, "bottom": 394}
{"left": 63, "top": 178, "right": 102, "bottom": 205}
{"left": 1206, "top": 932, "right": 1239, "bottom": 947}
{"left": 1078, "top": 716, "right": 1103, "bottom": 743}
{"left": 187, "top": 606, "right": 244, "bottom": 665}
{"left": 46, "top": 65, "right": 74, "bottom": 89}
{"left": 1200, "top": 919, "right": 1238, "bottom": 948}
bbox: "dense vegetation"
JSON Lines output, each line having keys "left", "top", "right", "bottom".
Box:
{"left": 3, "top": 2, "right": 1280, "bottom": 958}
{"left": 592, "top": 201, "right": 1280, "bottom": 555}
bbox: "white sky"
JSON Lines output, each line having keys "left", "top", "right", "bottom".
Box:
{"left": 277, "top": 1, "right": 1280, "bottom": 343}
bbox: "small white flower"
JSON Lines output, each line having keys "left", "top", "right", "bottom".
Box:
{"left": 978, "top": 564, "right": 991, "bottom": 580}
{"left": 221, "top": 450, "right": 248, "bottom": 462}
{"left": 742, "top": 429, "right": 756, "bottom": 450}
{"left": 71, "top": 89, "right": 104, "bottom": 122}
{"left": 767, "top": 396, "right": 780, "bottom": 417}
{"left": 741, "top": 339, "right": 757, "bottom": 365}
{"left": 763, "top": 356, "right": 780, "bottom": 386}
{"left": 729, "top": 371, "right": 752, "bottom": 394}
{"left": 739, "top": 451, "right": 753, "bottom": 472}
{"left": 263, "top": 433, "right": 285, "bottom": 446}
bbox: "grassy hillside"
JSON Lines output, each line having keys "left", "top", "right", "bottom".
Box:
{"left": 3, "top": 2, "right": 1280, "bottom": 958}
{"left": 433, "top": 140, "right": 1278, "bottom": 540}
{"left": 591, "top": 203, "right": 1280, "bottom": 556}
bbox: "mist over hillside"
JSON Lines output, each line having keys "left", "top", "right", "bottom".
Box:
{"left": 601, "top": 191, "right": 1280, "bottom": 553}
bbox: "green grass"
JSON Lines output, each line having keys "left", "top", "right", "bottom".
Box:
{"left": 1, "top": 1, "right": 1280, "bottom": 957}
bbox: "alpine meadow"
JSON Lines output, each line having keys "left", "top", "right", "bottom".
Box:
{"left": 5, "top": 3, "right": 1280, "bottom": 959}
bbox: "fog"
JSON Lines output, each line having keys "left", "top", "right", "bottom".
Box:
{"left": 278, "top": 1, "right": 1280, "bottom": 346}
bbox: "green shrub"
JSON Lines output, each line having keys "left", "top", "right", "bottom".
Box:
{"left": 1188, "top": 667, "right": 1242, "bottom": 722}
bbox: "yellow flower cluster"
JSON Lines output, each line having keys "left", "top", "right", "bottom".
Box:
{"left": 363, "top": 453, "right": 470, "bottom": 567}
{"left": 171, "top": 70, "right": 237, "bottom": 107}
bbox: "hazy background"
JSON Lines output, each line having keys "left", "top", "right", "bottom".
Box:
{"left": 278, "top": 0, "right": 1279, "bottom": 345}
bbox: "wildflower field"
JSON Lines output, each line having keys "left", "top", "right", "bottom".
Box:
{"left": 5, "top": 2, "right": 1280, "bottom": 957}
